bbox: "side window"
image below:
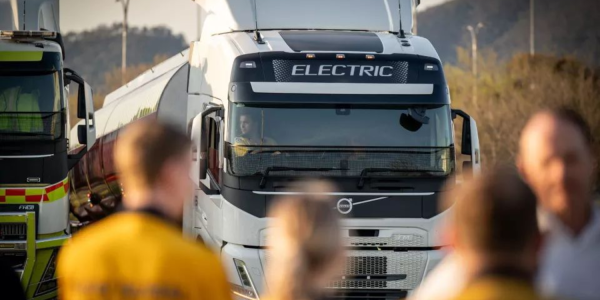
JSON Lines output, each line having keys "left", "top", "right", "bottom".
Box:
{"left": 207, "top": 117, "right": 221, "bottom": 184}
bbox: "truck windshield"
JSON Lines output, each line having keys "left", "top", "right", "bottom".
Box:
{"left": 0, "top": 72, "right": 62, "bottom": 140}
{"left": 227, "top": 103, "right": 454, "bottom": 177}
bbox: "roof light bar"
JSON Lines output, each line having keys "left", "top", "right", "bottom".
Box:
{"left": 0, "top": 30, "right": 57, "bottom": 39}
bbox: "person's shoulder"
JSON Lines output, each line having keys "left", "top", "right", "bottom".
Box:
{"left": 58, "top": 214, "right": 130, "bottom": 271}
{"left": 452, "top": 278, "right": 541, "bottom": 300}
{"left": 62, "top": 213, "right": 153, "bottom": 253}
{"left": 64, "top": 214, "right": 124, "bottom": 247}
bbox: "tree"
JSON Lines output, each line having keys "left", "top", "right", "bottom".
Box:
{"left": 68, "top": 55, "right": 169, "bottom": 128}
{"left": 446, "top": 47, "right": 600, "bottom": 187}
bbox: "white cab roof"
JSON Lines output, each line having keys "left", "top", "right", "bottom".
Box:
{"left": 196, "top": 0, "right": 416, "bottom": 36}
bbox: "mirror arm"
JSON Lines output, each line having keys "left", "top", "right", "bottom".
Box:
{"left": 63, "top": 68, "right": 84, "bottom": 85}
{"left": 67, "top": 148, "right": 88, "bottom": 170}
{"left": 451, "top": 109, "right": 470, "bottom": 121}
{"left": 201, "top": 105, "right": 223, "bottom": 120}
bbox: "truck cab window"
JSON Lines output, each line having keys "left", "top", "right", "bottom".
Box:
{"left": 0, "top": 71, "right": 62, "bottom": 139}
{"left": 206, "top": 117, "right": 221, "bottom": 185}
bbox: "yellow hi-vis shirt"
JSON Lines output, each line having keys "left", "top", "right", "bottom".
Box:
{"left": 0, "top": 87, "right": 43, "bottom": 132}
{"left": 58, "top": 212, "right": 232, "bottom": 300}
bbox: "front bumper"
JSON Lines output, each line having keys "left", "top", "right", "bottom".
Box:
{"left": 0, "top": 211, "right": 69, "bottom": 299}
{"left": 221, "top": 242, "right": 446, "bottom": 300}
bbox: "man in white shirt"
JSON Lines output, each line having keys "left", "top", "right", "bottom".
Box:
{"left": 518, "top": 108, "right": 600, "bottom": 300}
{"left": 411, "top": 108, "right": 599, "bottom": 300}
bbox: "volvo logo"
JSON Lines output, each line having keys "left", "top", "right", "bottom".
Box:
{"left": 336, "top": 198, "right": 353, "bottom": 214}
{"left": 334, "top": 197, "right": 389, "bottom": 214}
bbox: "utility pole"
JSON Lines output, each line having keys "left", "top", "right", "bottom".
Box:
{"left": 197, "top": 4, "right": 202, "bottom": 41}
{"left": 466, "top": 23, "right": 484, "bottom": 104}
{"left": 530, "top": 0, "right": 535, "bottom": 56}
{"left": 412, "top": 0, "right": 418, "bottom": 35}
{"left": 117, "top": 0, "right": 131, "bottom": 85}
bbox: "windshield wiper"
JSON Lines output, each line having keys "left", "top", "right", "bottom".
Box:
{"left": 258, "top": 166, "right": 346, "bottom": 188}
{"left": 357, "top": 167, "right": 443, "bottom": 189}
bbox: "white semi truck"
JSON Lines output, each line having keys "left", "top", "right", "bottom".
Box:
{"left": 0, "top": 0, "right": 96, "bottom": 298}
{"left": 70, "top": 0, "right": 481, "bottom": 299}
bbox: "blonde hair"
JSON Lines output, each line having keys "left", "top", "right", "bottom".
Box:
{"left": 266, "top": 181, "right": 344, "bottom": 300}
{"left": 115, "top": 119, "right": 191, "bottom": 191}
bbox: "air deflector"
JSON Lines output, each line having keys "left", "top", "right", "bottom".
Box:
{"left": 280, "top": 31, "right": 384, "bottom": 53}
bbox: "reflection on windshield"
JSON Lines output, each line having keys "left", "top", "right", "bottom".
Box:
{"left": 229, "top": 104, "right": 453, "bottom": 147}
{"left": 0, "top": 72, "right": 62, "bottom": 139}
{"left": 227, "top": 146, "right": 454, "bottom": 177}
{"left": 227, "top": 104, "right": 454, "bottom": 177}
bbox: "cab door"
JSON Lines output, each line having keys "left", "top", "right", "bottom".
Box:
{"left": 189, "top": 103, "right": 224, "bottom": 252}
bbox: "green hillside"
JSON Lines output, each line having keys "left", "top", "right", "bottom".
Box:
{"left": 418, "top": 0, "right": 600, "bottom": 65}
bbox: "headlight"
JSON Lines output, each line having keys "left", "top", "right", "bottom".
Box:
{"left": 232, "top": 259, "right": 260, "bottom": 300}
{"left": 231, "top": 283, "right": 258, "bottom": 300}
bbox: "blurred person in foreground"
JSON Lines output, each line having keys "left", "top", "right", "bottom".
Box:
{"left": 412, "top": 107, "right": 599, "bottom": 300}
{"left": 448, "top": 167, "right": 543, "bottom": 300}
{"left": 264, "top": 181, "right": 345, "bottom": 300}
{"left": 518, "top": 108, "right": 600, "bottom": 300}
{"left": 58, "top": 119, "right": 231, "bottom": 300}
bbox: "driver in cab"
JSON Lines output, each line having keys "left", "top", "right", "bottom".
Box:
{"left": 233, "top": 113, "right": 277, "bottom": 156}
{"left": 0, "top": 85, "right": 43, "bottom": 132}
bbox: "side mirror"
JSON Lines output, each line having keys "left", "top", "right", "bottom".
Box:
{"left": 77, "top": 82, "right": 86, "bottom": 119}
{"left": 66, "top": 69, "right": 97, "bottom": 169}
{"left": 452, "top": 109, "right": 481, "bottom": 176}
{"left": 460, "top": 116, "right": 472, "bottom": 156}
{"left": 82, "top": 82, "right": 96, "bottom": 151}
{"left": 451, "top": 109, "right": 472, "bottom": 155}
{"left": 77, "top": 124, "right": 87, "bottom": 145}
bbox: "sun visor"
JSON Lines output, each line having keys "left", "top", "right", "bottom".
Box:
{"left": 280, "top": 32, "right": 384, "bottom": 53}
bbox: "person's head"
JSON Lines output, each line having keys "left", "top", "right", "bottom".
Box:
{"left": 517, "top": 108, "right": 595, "bottom": 230}
{"left": 266, "top": 181, "right": 344, "bottom": 300}
{"left": 239, "top": 113, "right": 257, "bottom": 136}
{"left": 115, "top": 119, "right": 193, "bottom": 221}
{"left": 445, "top": 167, "right": 540, "bottom": 275}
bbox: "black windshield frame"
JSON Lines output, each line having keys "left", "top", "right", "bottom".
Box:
{"left": 227, "top": 102, "right": 454, "bottom": 148}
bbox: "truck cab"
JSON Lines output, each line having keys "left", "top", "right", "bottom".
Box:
{"left": 187, "top": 0, "right": 481, "bottom": 299}
{"left": 66, "top": 1, "right": 480, "bottom": 299}
{"left": 0, "top": 1, "right": 95, "bottom": 298}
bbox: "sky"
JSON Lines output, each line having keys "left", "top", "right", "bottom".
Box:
{"left": 58, "top": 0, "right": 450, "bottom": 43}
{"left": 60, "top": 0, "right": 199, "bottom": 42}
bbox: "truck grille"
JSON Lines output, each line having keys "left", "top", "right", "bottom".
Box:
{"left": 329, "top": 280, "right": 388, "bottom": 289}
{"left": 0, "top": 223, "right": 27, "bottom": 240}
{"left": 345, "top": 256, "right": 387, "bottom": 275}
{"left": 327, "top": 251, "right": 427, "bottom": 290}
{"left": 346, "top": 234, "right": 426, "bottom": 247}
{"left": 261, "top": 249, "right": 428, "bottom": 291}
